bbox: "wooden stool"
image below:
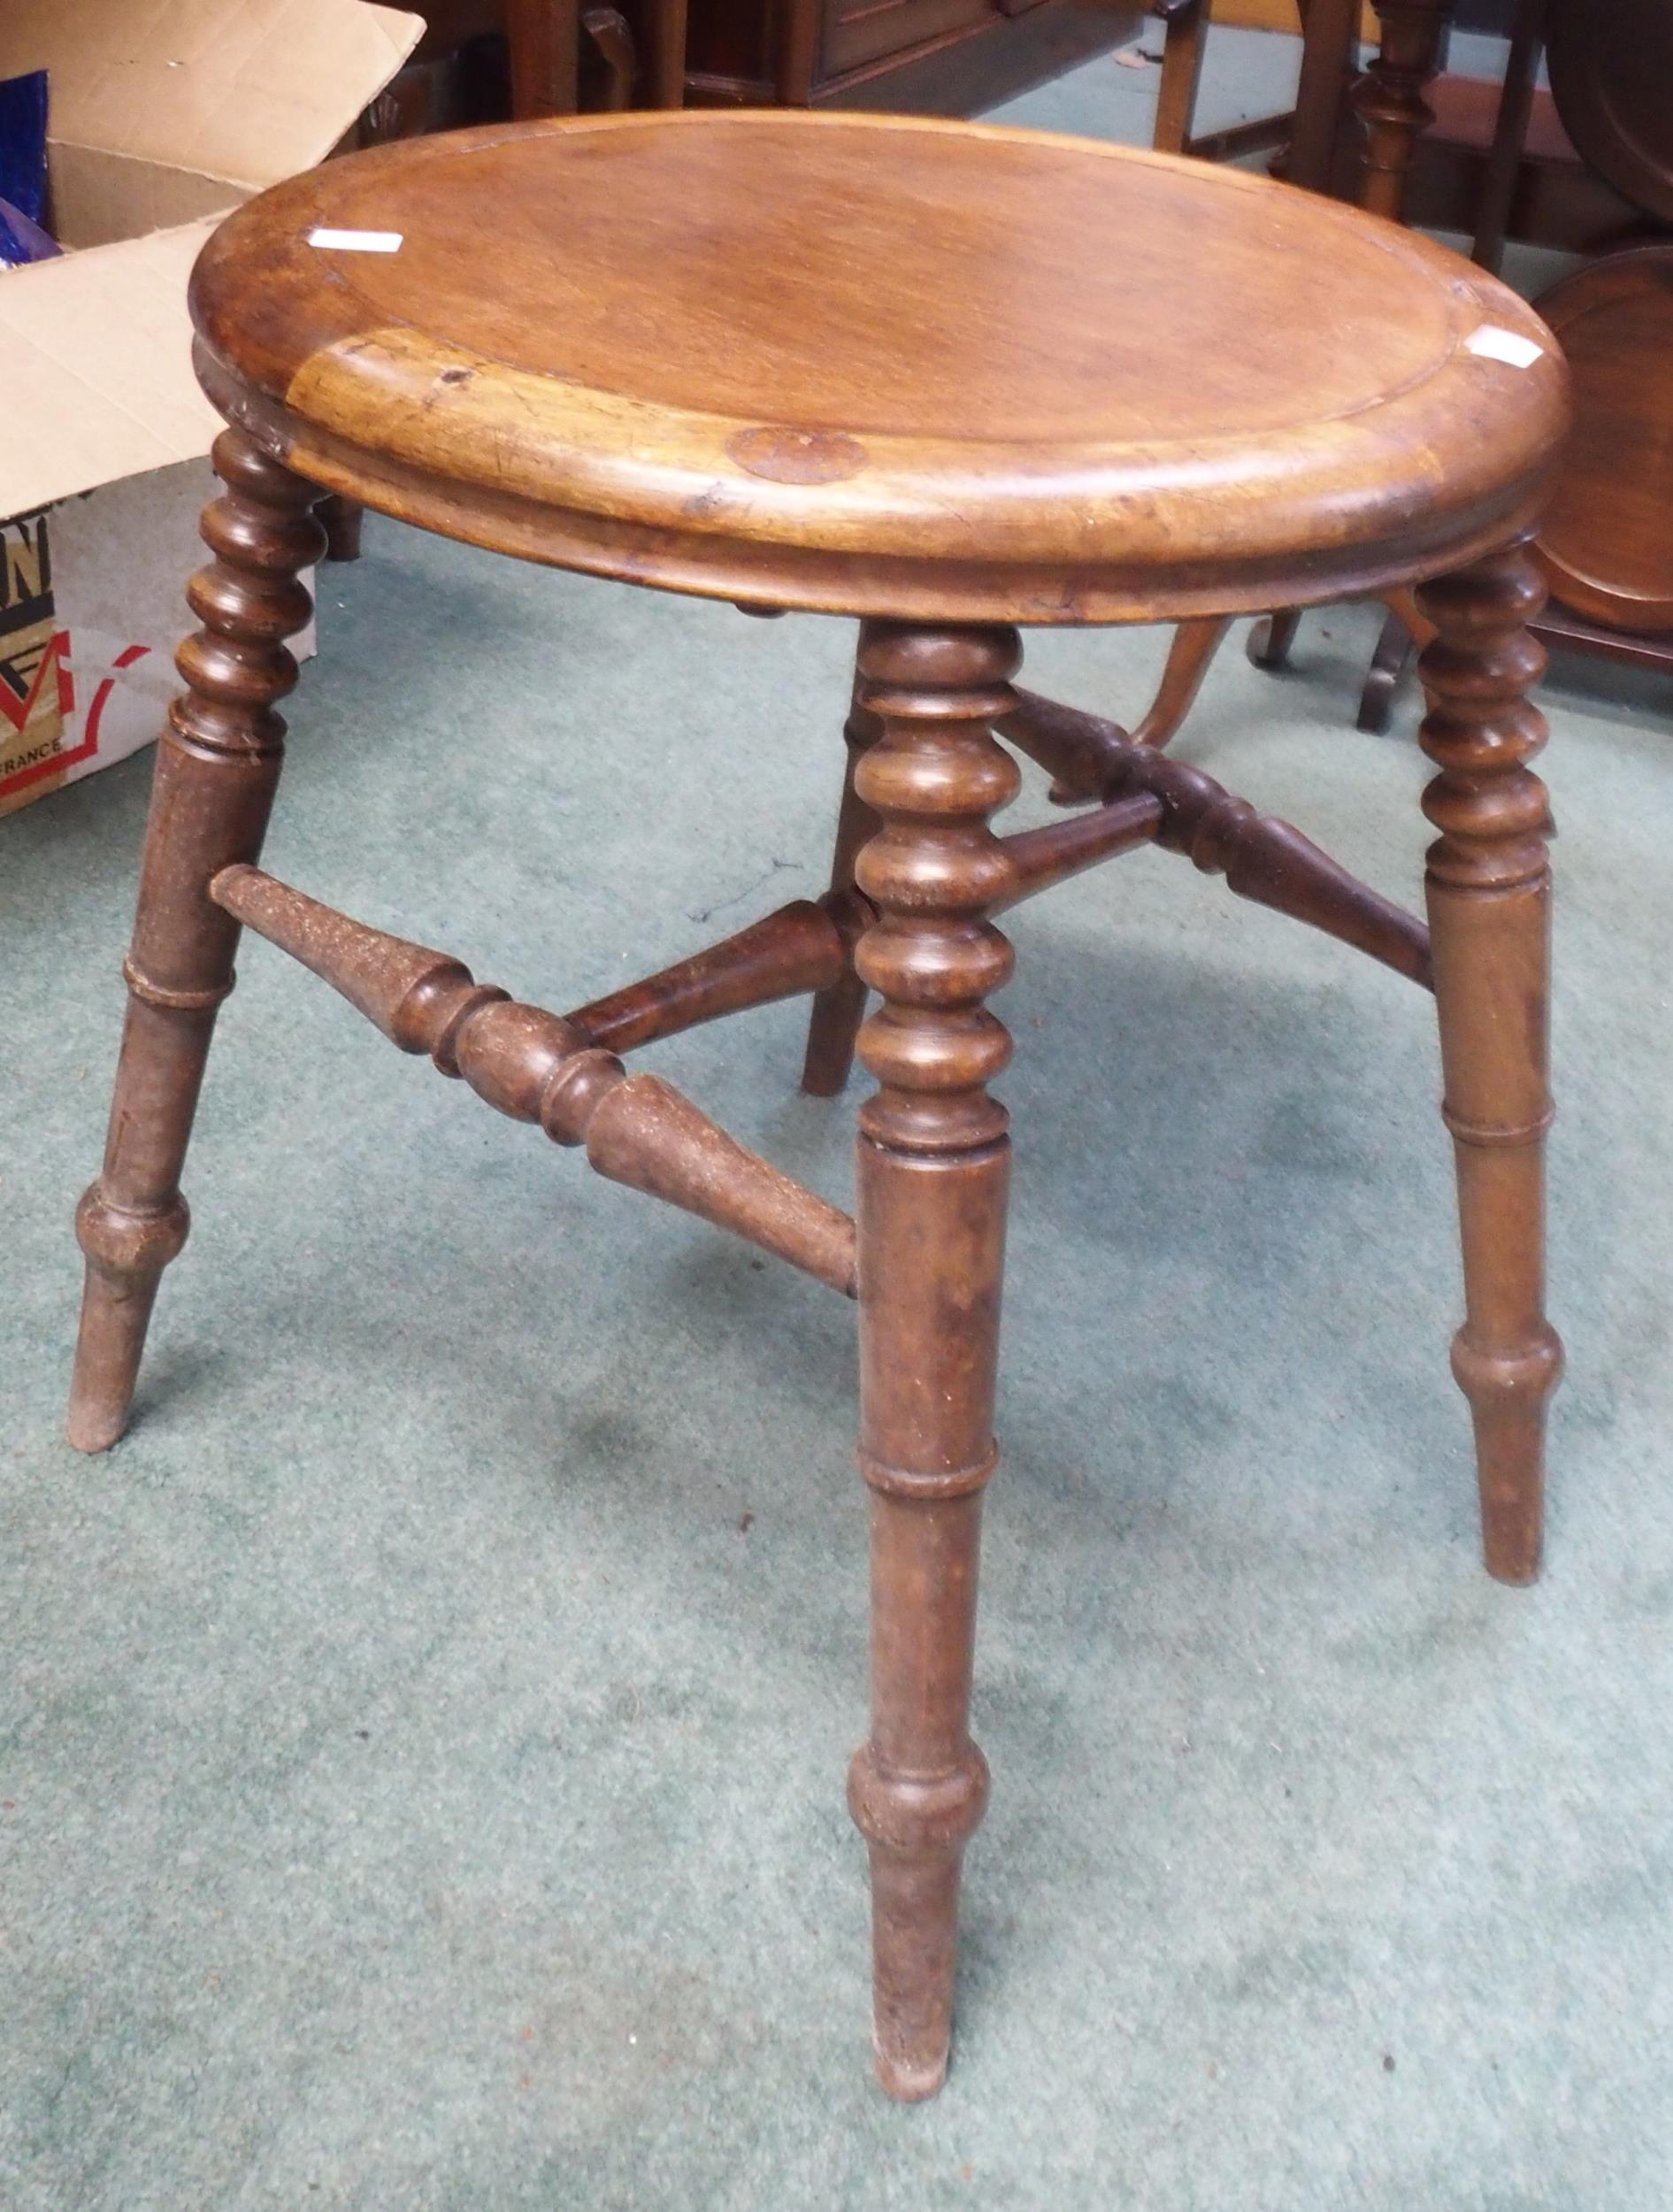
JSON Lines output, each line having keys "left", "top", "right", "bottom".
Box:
{"left": 66, "top": 112, "right": 1569, "bottom": 2099}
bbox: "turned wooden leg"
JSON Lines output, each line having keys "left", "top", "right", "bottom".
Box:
{"left": 1358, "top": 608, "right": 1417, "bottom": 733}
{"left": 1416, "top": 538, "right": 1562, "bottom": 1584}
{"left": 1355, "top": 0, "right": 1452, "bottom": 222}
{"left": 67, "top": 430, "right": 325, "bottom": 1450}
{"left": 845, "top": 619, "right": 1020, "bottom": 2099}
{"left": 1152, "top": 0, "right": 1208, "bottom": 158}
{"left": 1247, "top": 606, "right": 1302, "bottom": 672}
{"left": 1285, "top": 0, "right": 1361, "bottom": 194}
{"left": 801, "top": 635, "right": 883, "bottom": 1096}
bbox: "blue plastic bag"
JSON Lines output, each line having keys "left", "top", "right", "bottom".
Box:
{"left": 0, "top": 196, "right": 58, "bottom": 267}
{"left": 0, "top": 69, "right": 57, "bottom": 267}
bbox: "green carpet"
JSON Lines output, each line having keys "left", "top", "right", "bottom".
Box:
{"left": 4, "top": 36, "right": 1672, "bottom": 2212}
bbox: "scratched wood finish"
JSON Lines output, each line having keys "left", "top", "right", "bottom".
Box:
{"left": 70, "top": 111, "right": 1570, "bottom": 2099}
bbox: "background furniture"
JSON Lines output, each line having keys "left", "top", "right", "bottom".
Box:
{"left": 70, "top": 109, "right": 1565, "bottom": 2099}
{"left": 356, "top": 0, "right": 683, "bottom": 126}
{"left": 1354, "top": 0, "right": 1673, "bottom": 718}
{"left": 1531, "top": 246, "right": 1673, "bottom": 645}
{"left": 1153, "top": 0, "right": 1647, "bottom": 250}
{"left": 1155, "top": 0, "right": 1360, "bottom": 190}
{"left": 687, "top": 0, "right": 1140, "bottom": 111}
{"left": 365, "top": 0, "right": 1145, "bottom": 119}
{"left": 1150, "top": 0, "right": 1673, "bottom": 721}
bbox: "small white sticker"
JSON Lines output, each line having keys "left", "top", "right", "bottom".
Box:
{"left": 307, "top": 227, "right": 403, "bottom": 253}
{"left": 1465, "top": 324, "right": 1544, "bottom": 369}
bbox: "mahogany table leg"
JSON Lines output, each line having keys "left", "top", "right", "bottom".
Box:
{"left": 67, "top": 430, "right": 325, "bottom": 1450}
{"left": 801, "top": 640, "right": 883, "bottom": 1096}
{"left": 1415, "top": 537, "right": 1562, "bottom": 1584}
{"left": 1357, "top": 1, "right": 1454, "bottom": 222}
{"left": 845, "top": 619, "right": 1020, "bottom": 2100}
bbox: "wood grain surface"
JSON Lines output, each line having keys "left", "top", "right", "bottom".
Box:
{"left": 189, "top": 109, "right": 1568, "bottom": 622}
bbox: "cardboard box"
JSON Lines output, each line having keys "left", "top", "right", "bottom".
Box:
{"left": 0, "top": 0, "right": 421, "bottom": 818}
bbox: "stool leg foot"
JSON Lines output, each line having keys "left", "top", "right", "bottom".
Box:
{"left": 68, "top": 429, "right": 325, "bottom": 1451}
{"left": 846, "top": 619, "right": 1020, "bottom": 2097}
{"left": 1416, "top": 539, "right": 1562, "bottom": 1584}
{"left": 802, "top": 635, "right": 883, "bottom": 1097}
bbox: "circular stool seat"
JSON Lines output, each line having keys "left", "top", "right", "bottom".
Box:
{"left": 189, "top": 111, "right": 1566, "bottom": 623}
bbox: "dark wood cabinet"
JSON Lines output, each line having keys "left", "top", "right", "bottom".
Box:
{"left": 683, "top": 0, "right": 1140, "bottom": 115}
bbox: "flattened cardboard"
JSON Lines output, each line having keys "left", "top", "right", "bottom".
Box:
{"left": 0, "top": 0, "right": 422, "bottom": 518}
{"left": 3, "top": 0, "right": 422, "bottom": 193}
{"left": 0, "top": 225, "right": 220, "bottom": 516}
{"left": 0, "top": 0, "right": 415, "bottom": 814}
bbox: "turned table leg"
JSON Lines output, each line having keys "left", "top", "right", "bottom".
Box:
{"left": 845, "top": 619, "right": 1020, "bottom": 2099}
{"left": 1416, "top": 538, "right": 1562, "bottom": 1584}
{"left": 1357, "top": 1, "right": 1453, "bottom": 222}
{"left": 801, "top": 633, "right": 883, "bottom": 1096}
{"left": 67, "top": 430, "right": 325, "bottom": 1450}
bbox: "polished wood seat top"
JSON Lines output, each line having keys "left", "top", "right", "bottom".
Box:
{"left": 191, "top": 110, "right": 1569, "bottom": 622}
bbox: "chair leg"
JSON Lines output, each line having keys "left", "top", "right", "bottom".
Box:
{"left": 1152, "top": 0, "right": 1208, "bottom": 157}
{"left": 800, "top": 641, "right": 882, "bottom": 1096}
{"left": 1285, "top": 0, "right": 1361, "bottom": 193}
{"left": 1130, "top": 616, "right": 1231, "bottom": 749}
{"left": 1416, "top": 537, "right": 1563, "bottom": 1584}
{"left": 1358, "top": 608, "right": 1417, "bottom": 733}
{"left": 1355, "top": 0, "right": 1450, "bottom": 222}
{"left": 67, "top": 430, "right": 325, "bottom": 1451}
{"left": 846, "top": 618, "right": 1019, "bottom": 2099}
{"left": 1248, "top": 606, "right": 1302, "bottom": 671}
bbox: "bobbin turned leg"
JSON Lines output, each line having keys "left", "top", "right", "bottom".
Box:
{"left": 845, "top": 620, "right": 1021, "bottom": 2099}
{"left": 801, "top": 638, "right": 883, "bottom": 1096}
{"left": 67, "top": 430, "right": 325, "bottom": 1450}
{"left": 1416, "top": 539, "right": 1562, "bottom": 1584}
{"left": 1355, "top": 0, "right": 1450, "bottom": 223}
